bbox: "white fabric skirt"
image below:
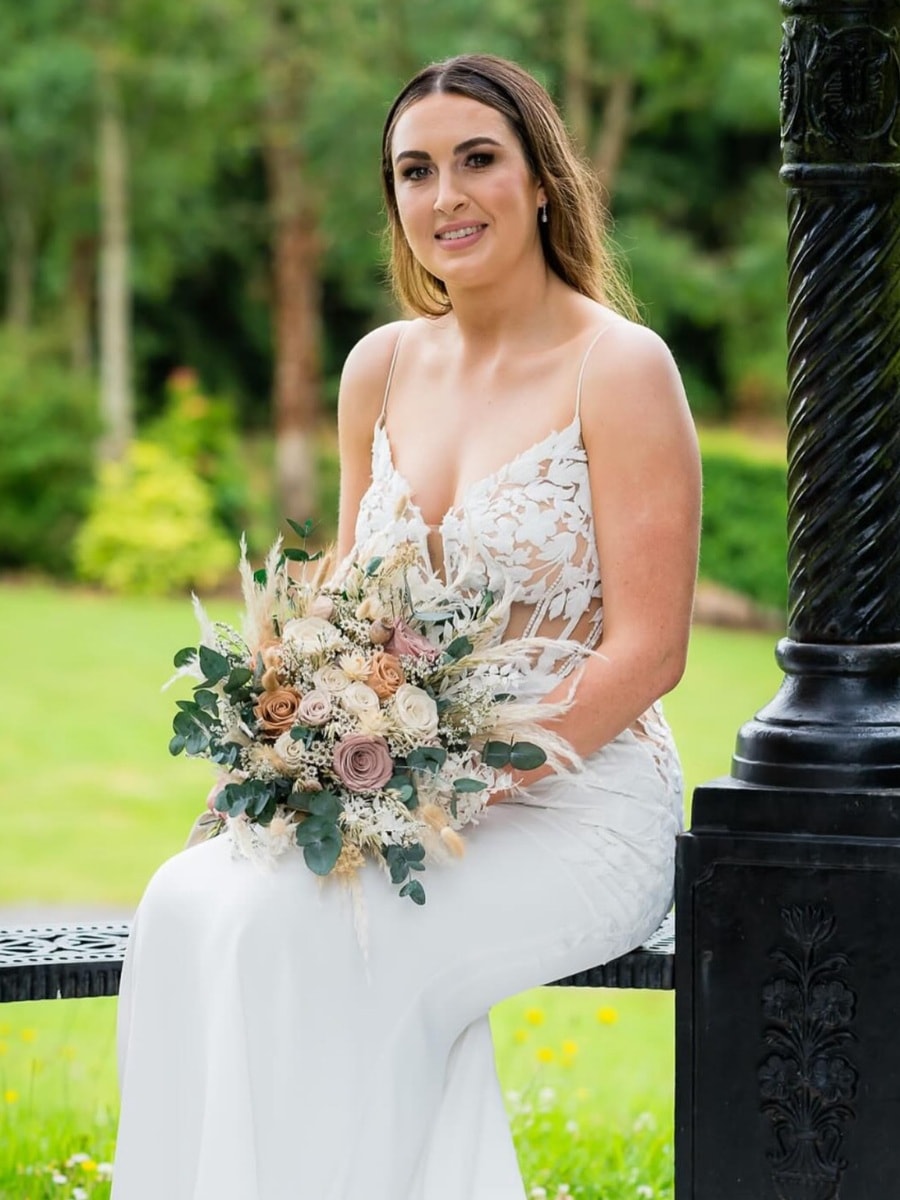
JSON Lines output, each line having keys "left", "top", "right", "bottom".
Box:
{"left": 112, "top": 731, "right": 681, "bottom": 1200}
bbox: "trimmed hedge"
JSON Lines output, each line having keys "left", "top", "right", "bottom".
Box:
{"left": 699, "top": 430, "right": 787, "bottom": 614}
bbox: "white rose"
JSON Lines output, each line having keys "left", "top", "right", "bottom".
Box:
{"left": 274, "top": 730, "right": 309, "bottom": 773}
{"left": 339, "top": 651, "right": 371, "bottom": 681}
{"left": 282, "top": 616, "right": 343, "bottom": 655}
{"left": 313, "top": 664, "right": 352, "bottom": 694}
{"left": 297, "top": 689, "right": 332, "bottom": 726}
{"left": 341, "top": 681, "right": 381, "bottom": 716}
{"left": 391, "top": 684, "right": 439, "bottom": 740}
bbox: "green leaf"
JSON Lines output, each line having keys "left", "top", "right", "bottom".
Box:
{"left": 477, "top": 589, "right": 495, "bottom": 619}
{"left": 482, "top": 741, "right": 512, "bottom": 768}
{"left": 253, "top": 568, "right": 267, "bottom": 585}
{"left": 286, "top": 517, "right": 315, "bottom": 539}
{"left": 404, "top": 843, "right": 426, "bottom": 863}
{"left": 194, "top": 689, "right": 219, "bottom": 714}
{"left": 199, "top": 645, "right": 230, "bottom": 685}
{"left": 407, "top": 746, "right": 448, "bottom": 773}
{"left": 365, "top": 556, "right": 384, "bottom": 576}
{"left": 453, "top": 777, "right": 487, "bottom": 793}
{"left": 399, "top": 879, "right": 426, "bottom": 905}
{"left": 173, "top": 646, "right": 196, "bottom": 668}
{"left": 283, "top": 546, "right": 313, "bottom": 562}
{"left": 308, "top": 791, "right": 342, "bottom": 822}
{"left": 295, "top": 818, "right": 342, "bottom": 875}
{"left": 224, "top": 667, "right": 253, "bottom": 695}
{"left": 444, "top": 635, "right": 474, "bottom": 661}
{"left": 384, "top": 844, "right": 410, "bottom": 885}
{"left": 168, "top": 734, "right": 185, "bottom": 756}
{"left": 509, "top": 742, "right": 548, "bottom": 771}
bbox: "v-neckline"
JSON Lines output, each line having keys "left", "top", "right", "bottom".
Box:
{"left": 376, "top": 416, "right": 582, "bottom": 534}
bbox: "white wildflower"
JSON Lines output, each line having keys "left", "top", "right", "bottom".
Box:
{"left": 51, "top": 1174, "right": 67, "bottom": 1185}
{"left": 97, "top": 1162, "right": 114, "bottom": 1180}
{"left": 282, "top": 616, "right": 343, "bottom": 655}
{"left": 636, "top": 1188, "right": 654, "bottom": 1199}
{"left": 339, "top": 651, "right": 371, "bottom": 681}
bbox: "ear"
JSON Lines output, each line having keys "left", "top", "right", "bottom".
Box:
{"left": 536, "top": 181, "right": 548, "bottom": 208}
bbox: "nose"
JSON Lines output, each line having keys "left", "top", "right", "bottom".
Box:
{"left": 433, "top": 170, "right": 466, "bottom": 216}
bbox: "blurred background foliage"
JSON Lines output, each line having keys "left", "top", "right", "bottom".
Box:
{"left": 0, "top": 0, "right": 788, "bottom": 608}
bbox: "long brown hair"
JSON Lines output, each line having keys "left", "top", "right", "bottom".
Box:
{"left": 381, "top": 54, "right": 638, "bottom": 321}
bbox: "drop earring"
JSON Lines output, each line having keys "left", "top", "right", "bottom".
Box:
{"left": 540, "top": 203, "right": 548, "bottom": 224}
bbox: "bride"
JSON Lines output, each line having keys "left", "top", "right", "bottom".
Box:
{"left": 113, "top": 54, "right": 700, "bottom": 1200}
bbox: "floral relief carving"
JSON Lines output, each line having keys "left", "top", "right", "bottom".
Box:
{"left": 758, "top": 905, "right": 858, "bottom": 1200}
{"left": 780, "top": 19, "right": 900, "bottom": 152}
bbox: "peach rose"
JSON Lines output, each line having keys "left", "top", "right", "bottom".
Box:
{"left": 332, "top": 734, "right": 394, "bottom": 792}
{"left": 367, "top": 651, "right": 406, "bottom": 700}
{"left": 254, "top": 687, "right": 303, "bottom": 735}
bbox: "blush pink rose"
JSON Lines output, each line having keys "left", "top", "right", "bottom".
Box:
{"left": 332, "top": 734, "right": 394, "bottom": 792}
{"left": 386, "top": 618, "right": 441, "bottom": 662}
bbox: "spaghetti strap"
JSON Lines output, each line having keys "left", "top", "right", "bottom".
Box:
{"left": 575, "top": 325, "right": 613, "bottom": 420}
{"left": 378, "top": 327, "right": 406, "bottom": 426}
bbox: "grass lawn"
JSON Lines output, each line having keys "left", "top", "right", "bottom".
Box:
{"left": 0, "top": 581, "right": 783, "bottom": 1197}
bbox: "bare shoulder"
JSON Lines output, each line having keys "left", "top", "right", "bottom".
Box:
{"left": 339, "top": 320, "right": 409, "bottom": 421}
{"left": 580, "top": 316, "right": 696, "bottom": 453}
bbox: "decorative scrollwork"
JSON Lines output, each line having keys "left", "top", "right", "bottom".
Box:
{"left": 759, "top": 905, "right": 857, "bottom": 1200}
{"left": 781, "top": 17, "right": 900, "bottom": 156}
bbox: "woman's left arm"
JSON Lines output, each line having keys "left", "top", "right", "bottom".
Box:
{"left": 519, "top": 322, "right": 701, "bottom": 778}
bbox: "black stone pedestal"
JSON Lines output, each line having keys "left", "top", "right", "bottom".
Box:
{"left": 676, "top": 781, "right": 900, "bottom": 1199}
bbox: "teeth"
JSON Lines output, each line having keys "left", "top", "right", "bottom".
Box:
{"left": 437, "top": 225, "right": 482, "bottom": 241}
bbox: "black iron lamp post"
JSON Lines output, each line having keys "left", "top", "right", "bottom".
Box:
{"left": 676, "top": 2, "right": 900, "bottom": 1196}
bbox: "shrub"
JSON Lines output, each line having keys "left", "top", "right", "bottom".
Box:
{"left": 0, "top": 331, "right": 98, "bottom": 574}
{"left": 699, "top": 431, "right": 787, "bottom": 613}
{"left": 144, "top": 367, "right": 250, "bottom": 538}
{"left": 75, "top": 441, "right": 234, "bottom": 595}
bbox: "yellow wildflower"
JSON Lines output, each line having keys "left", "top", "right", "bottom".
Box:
{"left": 59, "top": 1045, "right": 77, "bottom": 1061}
{"left": 536, "top": 1046, "right": 556, "bottom": 1064}
{"left": 0, "top": 1041, "right": 8, "bottom": 1056}
{"left": 20, "top": 1028, "right": 37, "bottom": 1043}
{"left": 81, "top": 1161, "right": 98, "bottom": 1173}
{"left": 575, "top": 1086, "right": 591, "bottom": 1102}
{"left": 513, "top": 1029, "right": 529, "bottom": 1045}
{"left": 524, "top": 1006, "right": 545, "bottom": 1027}
{"left": 3, "top": 1089, "right": 18, "bottom": 1104}
{"left": 596, "top": 1006, "right": 619, "bottom": 1025}
{"left": 561, "top": 1039, "right": 579, "bottom": 1057}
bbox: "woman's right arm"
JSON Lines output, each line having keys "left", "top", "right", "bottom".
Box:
{"left": 335, "top": 321, "right": 408, "bottom": 562}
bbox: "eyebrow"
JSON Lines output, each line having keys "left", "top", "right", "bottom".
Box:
{"left": 394, "top": 135, "right": 502, "bottom": 165}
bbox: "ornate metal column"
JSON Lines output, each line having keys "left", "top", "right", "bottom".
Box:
{"left": 676, "top": 3, "right": 900, "bottom": 1196}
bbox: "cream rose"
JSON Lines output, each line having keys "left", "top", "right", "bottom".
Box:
{"left": 274, "top": 730, "right": 308, "bottom": 773}
{"left": 282, "top": 616, "right": 342, "bottom": 655}
{"left": 297, "top": 689, "right": 332, "bottom": 727}
{"left": 332, "top": 734, "right": 394, "bottom": 792}
{"left": 341, "top": 681, "right": 381, "bottom": 716}
{"left": 391, "top": 684, "right": 439, "bottom": 740}
{"left": 313, "top": 664, "right": 351, "bottom": 694}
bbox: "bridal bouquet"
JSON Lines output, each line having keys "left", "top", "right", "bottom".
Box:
{"left": 168, "top": 521, "right": 579, "bottom": 905}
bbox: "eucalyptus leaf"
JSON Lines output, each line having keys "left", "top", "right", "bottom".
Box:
{"left": 194, "top": 689, "right": 219, "bottom": 713}
{"left": 295, "top": 819, "right": 342, "bottom": 875}
{"left": 453, "top": 778, "right": 487, "bottom": 792}
{"left": 364, "top": 556, "right": 384, "bottom": 576}
{"left": 509, "top": 742, "right": 548, "bottom": 771}
{"left": 253, "top": 568, "right": 268, "bottom": 585}
{"left": 482, "top": 741, "right": 512, "bottom": 768}
{"left": 283, "top": 546, "right": 313, "bottom": 562}
{"left": 224, "top": 667, "right": 252, "bottom": 694}
{"left": 286, "top": 517, "right": 315, "bottom": 539}
{"left": 444, "top": 635, "right": 474, "bottom": 661}
{"left": 173, "top": 646, "right": 197, "bottom": 668}
{"left": 308, "top": 791, "right": 342, "bottom": 822}
{"left": 199, "top": 645, "right": 230, "bottom": 685}
{"left": 168, "top": 735, "right": 185, "bottom": 756}
{"left": 399, "top": 880, "right": 426, "bottom": 905}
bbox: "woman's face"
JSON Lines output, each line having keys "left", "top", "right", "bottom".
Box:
{"left": 389, "top": 92, "right": 546, "bottom": 293}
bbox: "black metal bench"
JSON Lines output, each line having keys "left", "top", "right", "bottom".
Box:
{"left": 0, "top": 911, "right": 674, "bottom": 1003}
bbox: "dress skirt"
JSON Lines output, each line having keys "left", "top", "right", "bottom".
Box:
{"left": 112, "top": 730, "right": 682, "bottom": 1200}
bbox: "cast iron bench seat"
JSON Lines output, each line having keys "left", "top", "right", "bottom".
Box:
{"left": 0, "top": 910, "right": 675, "bottom": 1003}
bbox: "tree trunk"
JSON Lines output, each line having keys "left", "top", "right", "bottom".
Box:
{"left": 560, "top": 0, "right": 591, "bottom": 152}
{"left": 0, "top": 133, "right": 35, "bottom": 329}
{"left": 97, "top": 63, "right": 133, "bottom": 461}
{"left": 260, "top": 30, "right": 321, "bottom": 525}
{"left": 68, "top": 234, "right": 96, "bottom": 375}
{"left": 593, "top": 72, "right": 635, "bottom": 207}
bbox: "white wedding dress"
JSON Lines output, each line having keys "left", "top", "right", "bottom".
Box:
{"left": 113, "top": 329, "right": 684, "bottom": 1200}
